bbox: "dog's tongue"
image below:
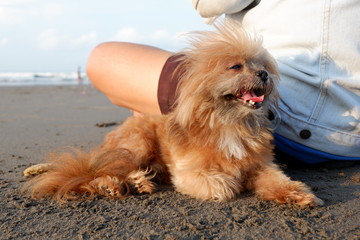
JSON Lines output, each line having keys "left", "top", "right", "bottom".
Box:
{"left": 242, "top": 90, "right": 264, "bottom": 102}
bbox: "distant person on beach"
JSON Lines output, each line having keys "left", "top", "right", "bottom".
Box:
{"left": 86, "top": 0, "right": 360, "bottom": 165}
{"left": 77, "top": 66, "right": 83, "bottom": 85}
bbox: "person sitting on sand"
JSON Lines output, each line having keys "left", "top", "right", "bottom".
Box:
{"left": 86, "top": 0, "right": 360, "bottom": 165}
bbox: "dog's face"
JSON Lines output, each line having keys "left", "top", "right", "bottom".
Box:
{"left": 174, "top": 23, "right": 279, "bottom": 127}
{"left": 206, "top": 52, "right": 278, "bottom": 117}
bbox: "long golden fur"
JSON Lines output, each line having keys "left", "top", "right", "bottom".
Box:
{"left": 23, "top": 23, "right": 323, "bottom": 207}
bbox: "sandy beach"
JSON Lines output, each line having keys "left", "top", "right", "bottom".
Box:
{"left": 0, "top": 85, "right": 359, "bottom": 239}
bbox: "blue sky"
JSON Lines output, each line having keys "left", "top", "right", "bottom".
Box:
{"left": 0, "top": 0, "right": 211, "bottom": 72}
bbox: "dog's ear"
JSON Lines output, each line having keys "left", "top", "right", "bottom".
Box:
{"left": 171, "top": 55, "right": 199, "bottom": 128}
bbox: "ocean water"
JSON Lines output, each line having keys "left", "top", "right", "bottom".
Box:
{"left": 0, "top": 72, "right": 90, "bottom": 86}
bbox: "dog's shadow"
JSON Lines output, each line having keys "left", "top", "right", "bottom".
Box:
{"left": 274, "top": 152, "right": 360, "bottom": 206}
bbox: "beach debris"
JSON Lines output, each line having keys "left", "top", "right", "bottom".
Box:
{"left": 23, "top": 163, "right": 52, "bottom": 177}
{"left": 95, "top": 121, "right": 120, "bottom": 128}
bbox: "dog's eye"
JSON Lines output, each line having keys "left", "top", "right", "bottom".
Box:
{"left": 229, "top": 64, "right": 243, "bottom": 70}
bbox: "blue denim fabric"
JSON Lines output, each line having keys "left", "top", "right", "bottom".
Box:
{"left": 194, "top": 0, "right": 360, "bottom": 161}
{"left": 274, "top": 133, "right": 360, "bottom": 164}
{"left": 230, "top": 0, "right": 360, "bottom": 160}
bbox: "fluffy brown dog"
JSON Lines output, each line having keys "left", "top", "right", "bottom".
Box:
{"left": 23, "top": 23, "right": 323, "bottom": 207}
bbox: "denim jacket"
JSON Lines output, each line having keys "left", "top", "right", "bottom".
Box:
{"left": 192, "top": 0, "right": 360, "bottom": 158}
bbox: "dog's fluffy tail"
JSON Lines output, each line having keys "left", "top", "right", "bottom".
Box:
{"left": 22, "top": 147, "right": 140, "bottom": 202}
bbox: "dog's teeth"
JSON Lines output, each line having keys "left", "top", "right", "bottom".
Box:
{"left": 249, "top": 100, "right": 254, "bottom": 105}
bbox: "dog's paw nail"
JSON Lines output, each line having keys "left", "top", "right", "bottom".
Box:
{"left": 308, "top": 196, "right": 324, "bottom": 207}
{"left": 295, "top": 194, "right": 324, "bottom": 207}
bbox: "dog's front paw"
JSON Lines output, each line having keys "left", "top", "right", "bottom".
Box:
{"left": 89, "top": 175, "right": 129, "bottom": 198}
{"left": 256, "top": 178, "right": 324, "bottom": 207}
{"left": 253, "top": 165, "right": 324, "bottom": 207}
{"left": 282, "top": 190, "right": 324, "bottom": 207}
{"left": 23, "top": 163, "right": 52, "bottom": 177}
{"left": 267, "top": 180, "right": 324, "bottom": 207}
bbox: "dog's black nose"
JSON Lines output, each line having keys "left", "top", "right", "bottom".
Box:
{"left": 256, "top": 70, "right": 269, "bottom": 83}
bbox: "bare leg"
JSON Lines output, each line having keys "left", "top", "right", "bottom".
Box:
{"left": 86, "top": 42, "right": 173, "bottom": 115}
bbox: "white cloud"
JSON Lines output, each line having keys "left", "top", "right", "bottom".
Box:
{"left": 0, "top": 0, "right": 40, "bottom": 25}
{"left": 35, "top": 26, "right": 189, "bottom": 52}
{"left": 37, "top": 29, "right": 62, "bottom": 50}
{"left": 110, "top": 27, "right": 191, "bottom": 50}
{"left": 0, "top": 1, "right": 61, "bottom": 26}
{"left": 71, "top": 32, "right": 97, "bottom": 45}
{"left": 148, "top": 29, "right": 193, "bottom": 50}
{"left": 0, "top": 37, "right": 8, "bottom": 45}
{"left": 0, "top": 6, "right": 23, "bottom": 25}
{"left": 37, "top": 29, "right": 99, "bottom": 50}
{"left": 150, "top": 29, "right": 170, "bottom": 41}
{"left": 112, "top": 27, "right": 141, "bottom": 42}
{"left": 42, "top": 3, "right": 62, "bottom": 19}
{"left": 0, "top": 0, "right": 37, "bottom": 5}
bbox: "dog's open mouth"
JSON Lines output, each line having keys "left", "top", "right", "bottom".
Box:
{"left": 224, "top": 88, "right": 266, "bottom": 109}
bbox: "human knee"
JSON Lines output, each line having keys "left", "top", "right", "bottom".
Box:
{"left": 86, "top": 42, "right": 110, "bottom": 87}
{"left": 86, "top": 42, "right": 138, "bottom": 88}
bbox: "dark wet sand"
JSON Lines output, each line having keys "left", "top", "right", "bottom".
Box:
{"left": 0, "top": 86, "right": 359, "bottom": 239}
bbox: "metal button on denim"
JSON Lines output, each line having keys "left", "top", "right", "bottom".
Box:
{"left": 299, "top": 130, "right": 311, "bottom": 139}
{"left": 268, "top": 110, "right": 275, "bottom": 121}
